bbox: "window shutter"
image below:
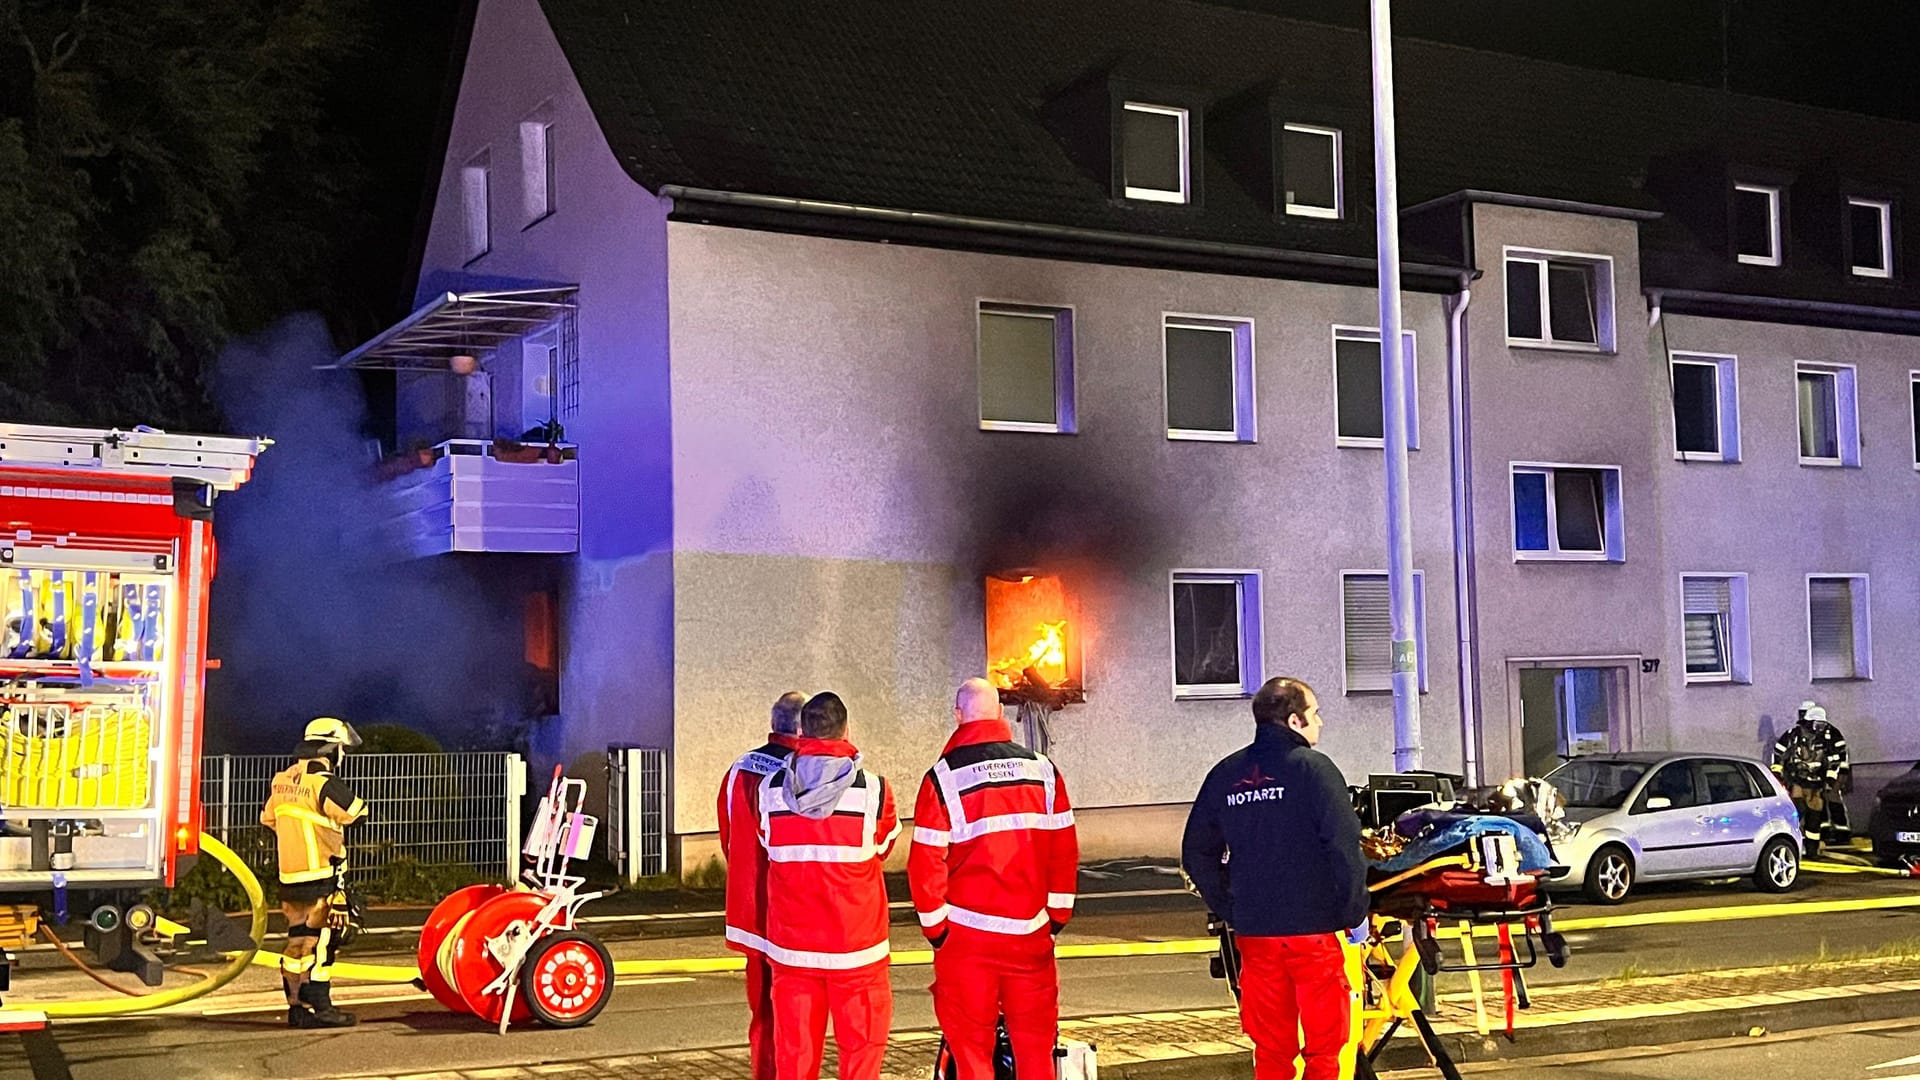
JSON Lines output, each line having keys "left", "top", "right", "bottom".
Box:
{"left": 1683, "top": 577, "right": 1730, "bottom": 614}
{"left": 1809, "top": 578, "right": 1856, "bottom": 679}
{"left": 1343, "top": 574, "right": 1392, "bottom": 692}
{"left": 1682, "top": 576, "right": 1732, "bottom": 676}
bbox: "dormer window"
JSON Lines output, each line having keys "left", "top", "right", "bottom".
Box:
{"left": 1733, "top": 183, "right": 1781, "bottom": 266}
{"left": 1849, "top": 197, "right": 1892, "bottom": 279}
{"left": 1122, "top": 102, "right": 1189, "bottom": 203}
{"left": 1281, "top": 124, "right": 1342, "bottom": 218}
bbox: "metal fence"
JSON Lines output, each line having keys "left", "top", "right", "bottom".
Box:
{"left": 200, "top": 752, "right": 526, "bottom": 884}
{"left": 606, "top": 746, "right": 667, "bottom": 883}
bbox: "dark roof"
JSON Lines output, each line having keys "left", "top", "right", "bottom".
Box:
{"left": 537, "top": 0, "right": 1920, "bottom": 311}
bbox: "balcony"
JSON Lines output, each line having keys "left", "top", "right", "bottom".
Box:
{"left": 380, "top": 439, "right": 578, "bottom": 557}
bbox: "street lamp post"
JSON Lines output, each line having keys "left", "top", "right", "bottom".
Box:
{"left": 1370, "top": 0, "right": 1422, "bottom": 772}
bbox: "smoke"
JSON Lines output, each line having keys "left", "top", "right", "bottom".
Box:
{"left": 202, "top": 314, "right": 541, "bottom": 753}
{"left": 961, "top": 436, "right": 1181, "bottom": 584}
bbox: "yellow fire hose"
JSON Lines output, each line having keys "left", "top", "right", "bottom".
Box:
{"left": 34, "top": 834, "right": 266, "bottom": 1018}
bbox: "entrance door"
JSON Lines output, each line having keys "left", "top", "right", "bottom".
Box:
{"left": 1517, "top": 665, "right": 1627, "bottom": 777}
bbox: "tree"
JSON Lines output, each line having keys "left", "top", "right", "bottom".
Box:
{"left": 0, "top": 0, "right": 367, "bottom": 429}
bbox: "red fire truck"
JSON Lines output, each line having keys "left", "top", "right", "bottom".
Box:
{"left": 0, "top": 423, "right": 265, "bottom": 983}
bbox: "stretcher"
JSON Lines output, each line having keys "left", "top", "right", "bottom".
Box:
{"left": 1207, "top": 830, "right": 1569, "bottom": 1080}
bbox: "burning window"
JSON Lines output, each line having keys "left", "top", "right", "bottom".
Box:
{"left": 984, "top": 573, "right": 1082, "bottom": 701}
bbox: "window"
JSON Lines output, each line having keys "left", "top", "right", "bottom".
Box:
{"left": 978, "top": 303, "right": 1075, "bottom": 433}
{"left": 1511, "top": 464, "right": 1624, "bottom": 561}
{"left": 1681, "top": 574, "right": 1749, "bottom": 684}
{"left": 460, "top": 150, "right": 491, "bottom": 264}
{"left": 1700, "top": 760, "right": 1760, "bottom": 804}
{"left": 1121, "top": 102, "right": 1189, "bottom": 203}
{"left": 1733, "top": 184, "right": 1781, "bottom": 266}
{"left": 1340, "top": 571, "right": 1427, "bottom": 694}
{"left": 1808, "top": 575, "right": 1871, "bottom": 681}
{"left": 1171, "top": 571, "right": 1262, "bottom": 698}
{"left": 519, "top": 110, "right": 555, "bottom": 225}
{"left": 1281, "top": 124, "right": 1342, "bottom": 218}
{"left": 1635, "top": 762, "right": 1701, "bottom": 812}
{"left": 1504, "top": 249, "right": 1613, "bottom": 350}
{"left": 1849, "top": 198, "right": 1892, "bottom": 278}
{"left": 1163, "top": 316, "right": 1255, "bottom": 441}
{"left": 1669, "top": 352, "right": 1740, "bottom": 461}
{"left": 1795, "top": 362, "right": 1859, "bottom": 466}
{"left": 1910, "top": 372, "right": 1920, "bottom": 469}
{"left": 1333, "top": 328, "right": 1418, "bottom": 449}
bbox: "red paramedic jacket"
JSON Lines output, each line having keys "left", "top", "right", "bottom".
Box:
{"left": 908, "top": 719, "right": 1079, "bottom": 943}
{"left": 757, "top": 737, "right": 901, "bottom": 970}
{"left": 717, "top": 732, "right": 799, "bottom": 955}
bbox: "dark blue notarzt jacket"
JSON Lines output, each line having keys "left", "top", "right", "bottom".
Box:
{"left": 1181, "top": 724, "right": 1368, "bottom": 937}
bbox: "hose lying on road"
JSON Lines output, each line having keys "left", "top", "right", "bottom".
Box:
{"left": 32, "top": 834, "right": 267, "bottom": 1018}
{"left": 37, "top": 924, "right": 148, "bottom": 997}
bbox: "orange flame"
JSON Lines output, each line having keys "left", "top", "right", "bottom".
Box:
{"left": 990, "top": 620, "right": 1068, "bottom": 690}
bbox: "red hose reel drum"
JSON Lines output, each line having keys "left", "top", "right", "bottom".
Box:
{"left": 416, "top": 884, "right": 507, "bottom": 1013}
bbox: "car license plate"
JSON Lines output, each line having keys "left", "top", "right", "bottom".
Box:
{"left": 1897, "top": 831, "right": 1920, "bottom": 844}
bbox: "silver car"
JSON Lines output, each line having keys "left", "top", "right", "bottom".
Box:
{"left": 1544, "top": 752, "right": 1804, "bottom": 904}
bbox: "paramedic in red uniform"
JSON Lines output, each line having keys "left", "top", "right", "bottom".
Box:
{"left": 759, "top": 691, "right": 901, "bottom": 1080}
{"left": 719, "top": 691, "right": 808, "bottom": 1080}
{"left": 909, "top": 677, "right": 1078, "bottom": 1079}
{"left": 1181, "top": 677, "right": 1367, "bottom": 1080}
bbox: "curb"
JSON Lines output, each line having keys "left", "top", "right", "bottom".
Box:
{"left": 1097, "top": 988, "right": 1920, "bottom": 1077}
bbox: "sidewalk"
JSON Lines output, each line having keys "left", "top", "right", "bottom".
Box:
{"left": 331, "top": 955, "right": 1920, "bottom": 1080}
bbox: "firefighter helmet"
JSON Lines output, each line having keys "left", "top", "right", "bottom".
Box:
{"left": 303, "top": 716, "right": 363, "bottom": 750}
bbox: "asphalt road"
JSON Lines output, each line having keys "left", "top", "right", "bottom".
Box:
{"left": 7, "top": 867, "right": 1918, "bottom": 1080}
{"left": 1415, "top": 1017, "right": 1920, "bottom": 1078}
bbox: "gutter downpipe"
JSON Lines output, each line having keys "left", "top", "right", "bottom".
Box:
{"left": 1446, "top": 279, "right": 1479, "bottom": 787}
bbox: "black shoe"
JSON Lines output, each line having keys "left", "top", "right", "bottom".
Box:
{"left": 297, "top": 981, "right": 359, "bottom": 1027}
{"left": 287, "top": 1005, "right": 318, "bottom": 1028}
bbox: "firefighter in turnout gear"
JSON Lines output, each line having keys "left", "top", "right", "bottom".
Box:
{"left": 909, "top": 678, "right": 1079, "bottom": 1080}
{"left": 261, "top": 717, "right": 368, "bottom": 1027}
{"left": 1771, "top": 702, "right": 1850, "bottom": 854}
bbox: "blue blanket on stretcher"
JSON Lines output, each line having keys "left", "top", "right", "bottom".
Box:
{"left": 1369, "top": 813, "right": 1557, "bottom": 875}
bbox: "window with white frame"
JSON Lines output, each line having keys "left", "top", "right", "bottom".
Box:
{"left": 1171, "top": 571, "right": 1262, "bottom": 697}
{"left": 460, "top": 150, "right": 491, "bottom": 264}
{"left": 1511, "top": 464, "right": 1624, "bottom": 561}
{"left": 519, "top": 108, "right": 555, "bottom": 225}
{"left": 1669, "top": 352, "right": 1740, "bottom": 461}
{"left": 1281, "top": 124, "right": 1341, "bottom": 218}
{"left": 1808, "top": 575, "right": 1871, "bottom": 680}
{"left": 1121, "top": 102, "right": 1189, "bottom": 203}
{"left": 1164, "top": 316, "right": 1255, "bottom": 441}
{"left": 1849, "top": 197, "right": 1892, "bottom": 278}
{"left": 1733, "top": 183, "right": 1781, "bottom": 266}
{"left": 1333, "top": 327, "right": 1418, "bottom": 449}
{"left": 978, "top": 303, "right": 1075, "bottom": 433}
{"left": 1681, "top": 574, "right": 1749, "bottom": 684}
{"left": 1340, "top": 571, "right": 1427, "bottom": 694}
{"left": 1795, "top": 362, "right": 1859, "bottom": 466}
{"left": 1909, "top": 372, "right": 1920, "bottom": 468}
{"left": 1504, "top": 250, "right": 1612, "bottom": 350}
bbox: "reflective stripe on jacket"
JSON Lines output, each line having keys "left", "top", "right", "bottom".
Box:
{"left": 907, "top": 719, "right": 1078, "bottom": 942}
{"left": 259, "top": 758, "right": 366, "bottom": 885}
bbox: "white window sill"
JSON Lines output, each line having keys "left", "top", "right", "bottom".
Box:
{"left": 1337, "top": 436, "right": 1385, "bottom": 449}
{"left": 981, "top": 420, "right": 1068, "bottom": 435}
{"left": 1674, "top": 451, "right": 1737, "bottom": 463}
{"left": 1797, "top": 456, "right": 1854, "bottom": 468}
{"left": 1514, "top": 550, "right": 1616, "bottom": 563}
{"left": 1125, "top": 186, "right": 1189, "bottom": 204}
{"left": 1852, "top": 267, "right": 1892, "bottom": 279}
{"left": 1174, "top": 687, "right": 1253, "bottom": 701}
{"left": 1285, "top": 204, "right": 1340, "bottom": 219}
{"left": 1811, "top": 675, "right": 1872, "bottom": 683}
{"left": 1344, "top": 687, "right": 1432, "bottom": 696}
{"left": 1507, "top": 339, "right": 1613, "bottom": 356}
{"left": 1683, "top": 672, "right": 1736, "bottom": 685}
{"left": 1168, "top": 428, "right": 1250, "bottom": 443}
{"left": 1736, "top": 253, "right": 1781, "bottom": 267}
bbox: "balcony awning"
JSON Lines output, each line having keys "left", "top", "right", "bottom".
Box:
{"left": 330, "top": 286, "right": 578, "bottom": 371}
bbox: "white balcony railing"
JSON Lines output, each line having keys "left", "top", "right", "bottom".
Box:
{"left": 380, "top": 439, "right": 578, "bottom": 557}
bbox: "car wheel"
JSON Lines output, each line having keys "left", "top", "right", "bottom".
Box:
{"left": 1583, "top": 845, "right": 1634, "bottom": 904}
{"left": 1754, "top": 836, "right": 1800, "bottom": 893}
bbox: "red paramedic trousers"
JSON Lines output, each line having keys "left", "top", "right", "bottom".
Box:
{"left": 931, "top": 926, "right": 1059, "bottom": 1080}
{"left": 1236, "top": 933, "right": 1355, "bottom": 1080}
{"left": 745, "top": 951, "right": 776, "bottom": 1080}
{"left": 771, "top": 958, "right": 893, "bottom": 1080}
